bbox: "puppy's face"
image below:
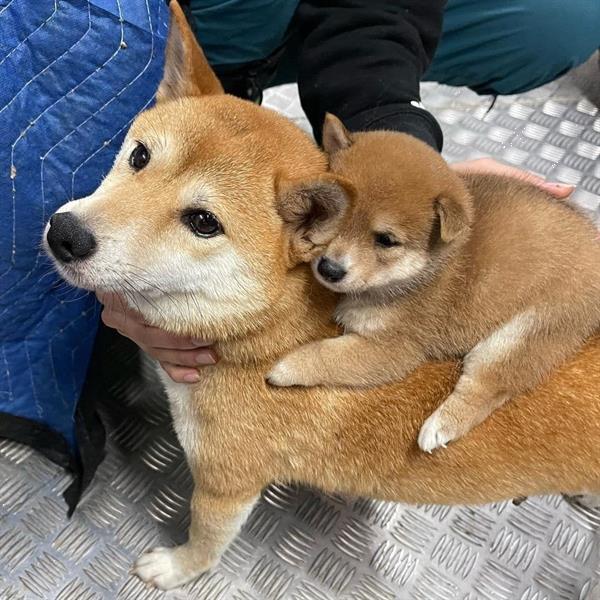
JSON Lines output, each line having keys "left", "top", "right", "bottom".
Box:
{"left": 311, "top": 119, "right": 474, "bottom": 295}
{"left": 315, "top": 203, "right": 432, "bottom": 294}
{"left": 43, "top": 2, "right": 342, "bottom": 337}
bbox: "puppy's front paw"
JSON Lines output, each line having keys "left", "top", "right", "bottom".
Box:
{"left": 267, "top": 358, "right": 306, "bottom": 387}
{"left": 133, "top": 546, "right": 199, "bottom": 590}
{"left": 418, "top": 410, "right": 457, "bottom": 453}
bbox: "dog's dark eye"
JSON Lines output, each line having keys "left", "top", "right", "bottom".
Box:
{"left": 374, "top": 232, "right": 400, "bottom": 248}
{"left": 129, "top": 142, "right": 150, "bottom": 171}
{"left": 184, "top": 210, "right": 223, "bottom": 238}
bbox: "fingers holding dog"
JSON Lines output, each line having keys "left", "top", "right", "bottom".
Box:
{"left": 101, "top": 304, "right": 210, "bottom": 351}
{"left": 98, "top": 292, "right": 217, "bottom": 383}
{"left": 451, "top": 158, "right": 575, "bottom": 199}
{"left": 160, "top": 362, "right": 201, "bottom": 383}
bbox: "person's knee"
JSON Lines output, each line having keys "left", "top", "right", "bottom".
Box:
{"left": 507, "top": 0, "right": 600, "bottom": 92}
{"left": 427, "top": 0, "right": 599, "bottom": 94}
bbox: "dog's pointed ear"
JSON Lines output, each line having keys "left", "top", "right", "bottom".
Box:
{"left": 433, "top": 193, "right": 473, "bottom": 243}
{"left": 322, "top": 113, "right": 353, "bottom": 156}
{"left": 156, "top": 0, "right": 223, "bottom": 103}
{"left": 276, "top": 174, "right": 353, "bottom": 265}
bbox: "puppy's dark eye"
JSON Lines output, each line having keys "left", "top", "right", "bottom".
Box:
{"left": 184, "top": 210, "right": 223, "bottom": 238}
{"left": 129, "top": 142, "right": 150, "bottom": 171}
{"left": 374, "top": 232, "right": 400, "bottom": 248}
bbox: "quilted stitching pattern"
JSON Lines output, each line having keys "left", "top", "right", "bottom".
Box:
{"left": 0, "top": 0, "right": 168, "bottom": 446}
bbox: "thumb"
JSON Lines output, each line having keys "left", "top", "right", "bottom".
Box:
{"left": 505, "top": 169, "right": 574, "bottom": 199}
{"left": 513, "top": 170, "right": 546, "bottom": 187}
{"left": 537, "top": 181, "right": 576, "bottom": 199}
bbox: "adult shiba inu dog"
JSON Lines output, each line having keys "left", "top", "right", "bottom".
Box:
{"left": 268, "top": 114, "right": 600, "bottom": 453}
{"left": 44, "top": 2, "right": 600, "bottom": 590}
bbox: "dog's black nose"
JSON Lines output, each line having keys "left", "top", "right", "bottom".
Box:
{"left": 317, "top": 256, "right": 346, "bottom": 283}
{"left": 47, "top": 212, "right": 97, "bottom": 263}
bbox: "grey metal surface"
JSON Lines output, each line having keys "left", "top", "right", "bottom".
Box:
{"left": 2, "top": 58, "right": 600, "bottom": 599}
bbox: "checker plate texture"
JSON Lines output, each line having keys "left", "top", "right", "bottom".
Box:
{"left": 2, "top": 57, "right": 600, "bottom": 600}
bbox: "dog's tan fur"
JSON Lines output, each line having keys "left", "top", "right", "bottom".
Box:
{"left": 269, "top": 116, "right": 600, "bottom": 453}
{"left": 44, "top": 3, "right": 600, "bottom": 589}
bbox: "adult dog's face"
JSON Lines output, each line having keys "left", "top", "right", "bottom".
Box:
{"left": 45, "top": 96, "right": 308, "bottom": 332}
{"left": 44, "top": 4, "right": 346, "bottom": 338}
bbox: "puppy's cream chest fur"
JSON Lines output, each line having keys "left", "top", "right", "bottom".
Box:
{"left": 335, "top": 298, "right": 391, "bottom": 335}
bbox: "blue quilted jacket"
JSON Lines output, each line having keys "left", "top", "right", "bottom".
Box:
{"left": 0, "top": 0, "right": 168, "bottom": 510}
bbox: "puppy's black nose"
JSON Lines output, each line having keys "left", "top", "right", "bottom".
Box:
{"left": 47, "top": 212, "right": 96, "bottom": 263}
{"left": 317, "top": 256, "right": 346, "bottom": 283}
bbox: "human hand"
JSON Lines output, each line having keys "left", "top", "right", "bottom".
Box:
{"left": 451, "top": 158, "right": 574, "bottom": 199}
{"left": 97, "top": 291, "right": 217, "bottom": 384}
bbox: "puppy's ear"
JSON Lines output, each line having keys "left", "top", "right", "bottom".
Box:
{"left": 156, "top": 0, "right": 223, "bottom": 103}
{"left": 433, "top": 193, "right": 473, "bottom": 243}
{"left": 277, "top": 175, "right": 352, "bottom": 265}
{"left": 322, "top": 113, "right": 353, "bottom": 156}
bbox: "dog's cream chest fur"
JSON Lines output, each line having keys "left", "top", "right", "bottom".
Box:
{"left": 158, "top": 369, "right": 199, "bottom": 458}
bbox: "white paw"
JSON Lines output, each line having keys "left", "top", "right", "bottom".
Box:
{"left": 267, "top": 360, "right": 301, "bottom": 387}
{"left": 133, "top": 547, "right": 194, "bottom": 590}
{"left": 418, "top": 411, "right": 454, "bottom": 453}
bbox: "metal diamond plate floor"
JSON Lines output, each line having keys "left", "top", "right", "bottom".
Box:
{"left": 2, "top": 57, "right": 600, "bottom": 599}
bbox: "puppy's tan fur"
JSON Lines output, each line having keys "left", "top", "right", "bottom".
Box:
{"left": 45, "top": 4, "right": 600, "bottom": 590}
{"left": 269, "top": 116, "right": 600, "bottom": 453}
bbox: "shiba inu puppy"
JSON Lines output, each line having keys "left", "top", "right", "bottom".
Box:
{"left": 268, "top": 115, "right": 600, "bottom": 453}
{"left": 43, "top": 2, "right": 600, "bottom": 590}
